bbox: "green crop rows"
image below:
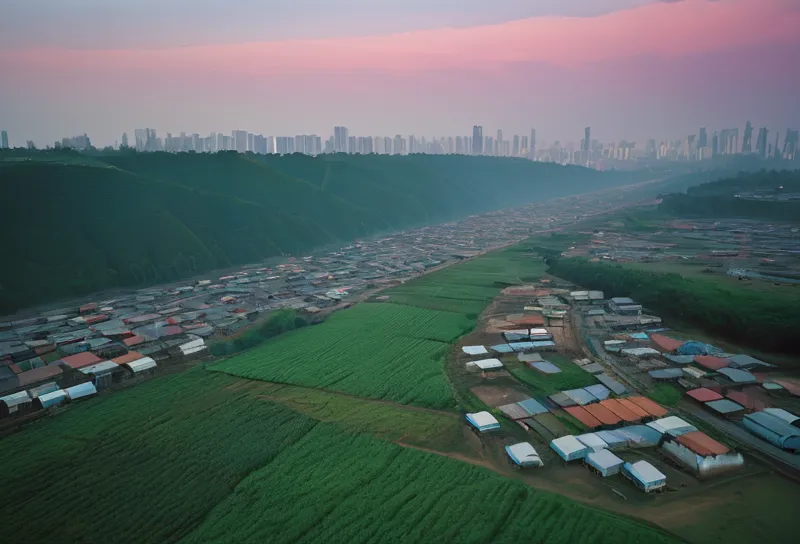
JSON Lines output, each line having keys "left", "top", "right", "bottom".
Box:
{"left": 505, "top": 354, "right": 597, "bottom": 396}
{"left": 183, "top": 424, "right": 678, "bottom": 544}
{"left": 213, "top": 303, "right": 472, "bottom": 409}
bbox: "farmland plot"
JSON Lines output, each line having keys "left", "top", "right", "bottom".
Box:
{"left": 182, "top": 424, "right": 679, "bottom": 544}
{"left": 213, "top": 303, "right": 473, "bottom": 409}
{"left": 0, "top": 369, "right": 317, "bottom": 544}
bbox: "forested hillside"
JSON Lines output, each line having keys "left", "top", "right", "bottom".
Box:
{"left": 1, "top": 150, "right": 637, "bottom": 312}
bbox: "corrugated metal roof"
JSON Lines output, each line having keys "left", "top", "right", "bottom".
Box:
{"left": 530, "top": 361, "right": 561, "bottom": 374}
{"left": 705, "top": 399, "right": 744, "bottom": 415}
{"left": 595, "top": 430, "right": 627, "bottom": 448}
{"left": 64, "top": 382, "right": 97, "bottom": 400}
{"left": 467, "top": 358, "right": 503, "bottom": 371}
{"left": 78, "top": 361, "right": 119, "bottom": 376}
{"left": 627, "top": 396, "right": 668, "bottom": 418}
{"left": 17, "top": 365, "right": 63, "bottom": 387}
{"left": 565, "top": 406, "right": 601, "bottom": 429}
{"left": 762, "top": 408, "right": 799, "bottom": 425}
{"left": 505, "top": 442, "right": 541, "bottom": 467}
{"left": 694, "top": 355, "right": 730, "bottom": 371}
{"left": 462, "top": 345, "right": 488, "bottom": 356}
{"left": 687, "top": 388, "right": 724, "bottom": 403}
{"left": 617, "top": 398, "right": 649, "bottom": 419}
{"left": 126, "top": 357, "right": 157, "bottom": 373}
{"left": 596, "top": 373, "right": 628, "bottom": 395}
{"left": 584, "top": 384, "right": 611, "bottom": 401}
{"left": 38, "top": 389, "right": 67, "bottom": 408}
{"left": 59, "top": 352, "right": 102, "bottom": 370}
{"left": 576, "top": 433, "right": 608, "bottom": 451}
{"left": 625, "top": 460, "right": 666, "bottom": 485}
{"left": 600, "top": 399, "right": 641, "bottom": 422}
{"left": 498, "top": 403, "right": 530, "bottom": 420}
{"left": 112, "top": 351, "right": 144, "bottom": 365}
{"left": 584, "top": 403, "right": 622, "bottom": 425}
{"left": 551, "top": 435, "right": 588, "bottom": 457}
{"left": 0, "top": 391, "right": 31, "bottom": 408}
{"left": 564, "top": 388, "right": 597, "bottom": 406}
{"left": 587, "top": 449, "right": 624, "bottom": 470}
{"left": 744, "top": 412, "right": 800, "bottom": 438}
{"left": 675, "top": 431, "right": 730, "bottom": 456}
{"left": 466, "top": 411, "right": 500, "bottom": 431}
{"left": 717, "top": 367, "right": 756, "bottom": 384}
{"left": 517, "top": 398, "right": 549, "bottom": 416}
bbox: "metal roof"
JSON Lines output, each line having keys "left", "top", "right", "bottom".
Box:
{"left": 38, "top": 389, "right": 67, "bottom": 408}
{"left": 627, "top": 396, "right": 668, "bottom": 418}
{"left": 498, "top": 403, "right": 529, "bottom": 420}
{"left": 64, "top": 382, "right": 97, "bottom": 400}
{"left": 530, "top": 361, "right": 561, "bottom": 374}
{"left": 490, "top": 344, "right": 515, "bottom": 354}
{"left": 518, "top": 398, "right": 549, "bottom": 416}
{"left": 687, "top": 388, "right": 724, "bottom": 403}
{"left": 505, "top": 442, "right": 542, "bottom": 467}
{"left": 584, "top": 384, "right": 611, "bottom": 401}
{"left": 551, "top": 435, "right": 588, "bottom": 457}
{"left": 675, "top": 431, "right": 730, "bottom": 456}
{"left": 625, "top": 460, "right": 666, "bottom": 485}
{"left": 744, "top": 412, "right": 800, "bottom": 438}
{"left": 594, "top": 430, "right": 627, "bottom": 448}
{"left": 586, "top": 449, "right": 624, "bottom": 470}
{"left": 576, "top": 433, "right": 608, "bottom": 451}
{"left": 762, "top": 408, "right": 799, "bottom": 425}
{"left": 126, "top": 357, "right": 157, "bottom": 373}
{"left": 0, "top": 391, "right": 31, "bottom": 408}
{"left": 649, "top": 368, "right": 683, "bottom": 380}
{"left": 728, "top": 354, "right": 774, "bottom": 369}
{"left": 717, "top": 367, "right": 756, "bottom": 384}
{"left": 564, "top": 388, "right": 597, "bottom": 406}
{"left": 466, "top": 411, "right": 500, "bottom": 431}
{"left": 705, "top": 399, "right": 744, "bottom": 415}
{"left": 584, "top": 403, "right": 622, "bottom": 425}
{"left": 466, "top": 358, "right": 504, "bottom": 371}
{"left": 78, "top": 361, "right": 119, "bottom": 376}
{"left": 462, "top": 345, "right": 488, "bottom": 356}
{"left": 647, "top": 416, "right": 696, "bottom": 435}
{"left": 596, "top": 374, "right": 628, "bottom": 395}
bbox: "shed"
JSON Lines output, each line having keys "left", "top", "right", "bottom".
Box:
{"left": 622, "top": 348, "right": 660, "bottom": 358}
{"left": 564, "top": 388, "right": 597, "bottom": 406}
{"left": 649, "top": 368, "right": 683, "bottom": 381}
{"left": 678, "top": 342, "right": 720, "bottom": 356}
{"left": 59, "top": 352, "right": 103, "bottom": 370}
{"left": 124, "top": 357, "right": 158, "bottom": 376}
{"left": 663, "top": 431, "right": 744, "bottom": 477}
{"left": 518, "top": 398, "right": 549, "bottom": 416}
{"left": 518, "top": 352, "right": 543, "bottom": 363}
{"left": 490, "top": 344, "right": 515, "bottom": 354}
{"left": 465, "top": 411, "right": 500, "bottom": 432}
{"left": 742, "top": 412, "right": 800, "bottom": 451}
{"left": 762, "top": 382, "right": 784, "bottom": 392}
{"left": 498, "top": 403, "right": 530, "bottom": 420}
{"left": 462, "top": 345, "right": 488, "bottom": 356}
{"left": 550, "top": 435, "right": 590, "bottom": 462}
{"left": 693, "top": 355, "right": 729, "bottom": 370}
{"left": 650, "top": 334, "right": 684, "bottom": 353}
{"left": 586, "top": 449, "right": 625, "bottom": 477}
{"left": 581, "top": 363, "right": 606, "bottom": 375}
{"left": 79, "top": 361, "right": 122, "bottom": 389}
{"left": 683, "top": 367, "right": 707, "bottom": 380}
{"left": 112, "top": 351, "right": 145, "bottom": 365}
{"left": 728, "top": 354, "right": 774, "bottom": 370}
{"left": 466, "top": 358, "right": 504, "bottom": 371}
{"left": 617, "top": 398, "right": 650, "bottom": 420}
{"left": 531, "top": 341, "right": 557, "bottom": 351}
{"left": 762, "top": 408, "right": 799, "bottom": 426}
{"left": 37, "top": 389, "right": 68, "bottom": 409}
{"left": 584, "top": 384, "right": 611, "bottom": 402}
{"left": 509, "top": 342, "right": 535, "bottom": 352}
{"left": 687, "top": 388, "right": 724, "bottom": 403}
{"left": 548, "top": 392, "right": 577, "bottom": 408}
{"left": 16, "top": 365, "right": 64, "bottom": 389}
{"left": 594, "top": 430, "right": 627, "bottom": 450}
{"left": 627, "top": 397, "right": 668, "bottom": 418}
{"left": 0, "top": 391, "right": 31, "bottom": 416}
{"left": 565, "top": 406, "right": 602, "bottom": 429}
{"left": 705, "top": 399, "right": 745, "bottom": 417}
{"left": 717, "top": 367, "right": 756, "bottom": 385}
{"left": 530, "top": 361, "right": 561, "bottom": 374}
{"left": 614, "top": 425, "right": 663, "bottom": 448}
{"left": 623, "top": 461, "right": 667, "bottom": 493}
{"left": 64, "top": 382, "right": 98, "bottom": 400}
{"left": 576, "top": 433, "right": 609, "bottom": 452}
{"left": 597, "top": 374, "right": 628, "bottom": 395}
{"left": 584, "top": 403, "right": 623, "bottom": 426}
{"left": 600, "top": 399, "right": 641, "bottom": 423}
{"left": 724, "top": 391, "right": 765, "bottom": 413}
{"left": 505, "top": 442, "right": 543, "bottom": 468}
{"left": 27, "top": 382, "right": 58, "bottom": 398}
{"left": 664, "top": 354, "right": 695, "bottom": 365}
{"left": 647, "top": 416, "right": 696, "bottom": 437}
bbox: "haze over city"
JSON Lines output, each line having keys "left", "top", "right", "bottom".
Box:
{"left": 1, "top": 0, "right": 799, "bottom": 147}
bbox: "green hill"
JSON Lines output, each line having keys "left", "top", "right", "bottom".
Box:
{"left": 1, "top": 150, "right": 641, "bottom": 312}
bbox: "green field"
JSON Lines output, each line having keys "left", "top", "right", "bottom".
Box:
{"left": 505, "top": 354, "right": 597, "bottom": 396}
{"left": 182, "top": 423, "right": 677, "bottom": 544}
{"left": 647, "top": 383, "right": 681, "bottom": 407}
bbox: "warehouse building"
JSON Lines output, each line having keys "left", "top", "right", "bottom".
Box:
{"left": 36, "top": 389, "right": 68, "bottom": 409}
{"left": 465, "top": 411, "right": 500, "bottom": 432}
{"left": 550, "top": 435, "right": 590, "bottom": 462}
{"left": 585, "top": 449, "right": 625, "bottom": 477}
{"left": 576, "top": 433, "right": 609, "bottom": 452}
{"left": 743, "top": 411, "right": 800, "bottom": 451}
{"left": 647, "top": 416, "right": 697, "bottom": 437}
{"left": 661, "top": 431, "right": 744, "bottom": 477}
{"left": 505, "top": 442, "right": 543, "bottom": 468}
{"left": 623, "top": 461, "right": 667, "bottom": 493}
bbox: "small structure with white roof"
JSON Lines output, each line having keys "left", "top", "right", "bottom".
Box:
{"left": 585, "top": 449, "right": 625, "bottom": 477}
{"left": 462, "top": 345, "right": 488, "bottom": 356}
{"left": 465, "top": 411, "right": 500, "bottom": 432}
{"left": 550, "top": 435, "right": 590, "bottom": 462}
{"left": 465, "top": 358, "right": 504, "bottom": 371}
{"left": 505, "top": 442, "right": 543, "bottom": 468}
{"left": 623, "top": 460, "right": 667, "bottom": 493}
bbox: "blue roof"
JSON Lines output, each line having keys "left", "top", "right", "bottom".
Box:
{"left": 509, "top": 342, "right": 535, "bottom": 352}
{"left": 530, "top": 361, "right": 561, "bottom": 374}
{"left": 596, "top": 374, "right": 628, "bottom": 395}
{"left": 490, "top": 344, "right": 515, "bottom": 354}
{"left": 584, "top": 384, "right": 611, "bottom": 401}
{"left": 677, "top": 341, "right": 721, "bottom": 356}
{"left": 518, "top": 398, "right": 549, "bottom": 416}
{"left": 745, "top": 412, "right": 800, "bottom": 438}
{"left": 614, "top": 425, "right": 662, "bottom": 447}
{"left": 503, "top": 333, "right": 529, "bottom": 342}
{"left": 595, "top": 430, "right": 627, "bottom": 448}
{"left": 664, "top": 354, "right": 695, "bottom": 365}
{"left": 563, "top": 388, "right": 597, "bottom": 406}
{"left": 717, "top": 367, "right": 756, "bottom": 384}
{"left": 65, "top": 382, "right": 97, "bottom": 400}
{"left": 532, "top": 341, "right": 556, "bottom": 348}
{"left": 705, "top": 399, "right": 744, "bottom": 414}
{"left": 630, "top": 333, "right": 649, "bottom": 340}
{"left": 649, "top": 368, "right": 683, "bottom": 379}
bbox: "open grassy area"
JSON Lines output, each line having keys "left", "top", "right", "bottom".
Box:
{"left": 505, "top": 354, "right": 597, "bottom": 396}
{"left": 647, "top": 383, "right": 681, "bottom": 407}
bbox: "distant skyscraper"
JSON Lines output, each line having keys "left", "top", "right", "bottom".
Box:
{"left": 712, "top": 132, "right": 719, "bottom": 156}
{"left": 782, "top": 129, "right": 798, "bottom": 160}
{"left": 232, "top": 130, "right": 248, "bottom": 153}
{"left": 742, "top": 122, "right": 753, "bottom": 154}
{"left": 495, "top": 129, "right": 503, "bottom": 156}
{"left": 333, "top": 126, "right": 349, "bottom": 153}
{"left": 512, "top": 135, "right": 520, "bottom": 157}
{"left": 0, "top": 130, "right": 8, "bottom": 149}
{"left": 120, "top": 132, "right": 129, "bottom": 149}
{"left": 529, "top": 129, "right": 536, "bottom": 160}
{"left": 485, "top": 136, "right": 493, "bottom": 156}
{"left": 521, "top": 136, "right": 528, "bottom": 157}
{"left": 582, "top": 127, "right": 591, "bottom": 163}
{"left": 472, "top": 126, "right": 483, "bottom": 155}
{"left": 384, "top": 136, "right": 392, "bottom": 155}
{"left": 697, "top": 128, "right": 707, "bottom": 149}
{"left": 756, "top": 127, "right": 768, "bottom": 158}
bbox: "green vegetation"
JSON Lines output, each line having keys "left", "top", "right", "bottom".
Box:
{"left": 213, "top": 303, "right": 471, "bottom": 409}
{"left": 647, "top": 383, "right": 681, "bottom": 407}
{"left": 0, "top": 369, "right": 318, "bottom": 544}
{"left": 182, "top": 424, "right": 678, "bottom": 544}
{"left": 505, "top": 354, "right": 596, "bottom": 396}
{"left": 547, "top": 257, "right": 800, "bottom": 357}
{"left": 209, "top": 309, "right": 308, "bottom": 356}
{"left": 660, "top": 169, "right": 800, "bottom": 222}
{"left": 0, "top": 149, "right": 638, "bottom": 312}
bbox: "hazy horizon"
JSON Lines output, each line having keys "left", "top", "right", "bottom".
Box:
{"left": 1, "top": 0, "right": 799, "bottom": 147}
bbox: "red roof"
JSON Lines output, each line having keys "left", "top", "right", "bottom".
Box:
{"left": 687, "top": 388, "right": 724, "bottom": 403}
{"left": 584, "top": 403, "right": 622, "bottom": 425}
{"left": 617, "top": 398, "right": 650, "bottom": 419}
{"left": 725, "top": 391, "right": 767, "bottom": 412}
{"left": 627, "top": 396, "right": 668, "bottom": 418}
{"left": 564, "top": 406, "right": 602, "bottom": 429}
{"left": 650, "top": 334, "right": 683, "bottom": 352}
{"left": 772, "top": 379, "right": 800, "bottom": 397}
{"left": 694, "top": 356, "right": 730, "bottom": 371}
{"left": 123, "top": 335, "right": 146, "bottom": 347}
{"left": 599, "top": 399, "right": 641, "bottom": 422}
{"left": 59, "top": 352, "right": 103, "bottom": 370}
{"left": 111, "top": 351, "right": 144, "bottom": 365}
{"left": 18, "top": 364, "right": 63, "bottom": 386}
{"left": 676, "top": 431, "right": 729, "bottom": 456}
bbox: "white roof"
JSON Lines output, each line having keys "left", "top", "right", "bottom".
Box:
{"left": 529, "top": 328, "right": 548, "bottom": 335}
{"left": 505, "top": 329, "right": 529, "bottom": 335}
{"left": 763, "top": 408, "right": 799, "bottom": 425}
{"left": 622, "top": 347, "right": 661, "bottom": 357}
{"left": 570, "top": 291, "right": 589, "bottom": 297}
{"left": 38, "top": 389, "right": 68, "bottom": 407}
{"left": 78, "top": 361, "right": 119, "bottom": 375}
{"left": 181, "top": 345, "right": 207, "bottom": 356}
{"left": 551, "top": 435, "right": 587, "bottom": 456}
{"left": 462, "top": 345, "right": 488, "bottom": 356}
{"left": 647, "top": 416, "right": 692, "bottom": 434}
{"left": 576, "top": 433, "right": 609, "bottom": 451}
{"left": 586, "top": 449, "right": 624, "bottom": 469}
{"left": 507, "top": 442, "right": 541, "bottom": 462}
{"left": 467, "top": 411, "right": 499, "bottom": 428}
{"left": 179, "top": 338, "right": 205, "bottom": 351}
{"left": 0, "top": 391, "right": 31, "bottom": 407}
{"left": 466, "top": 358, "right": 504, "bottom": 370}
{"left": 126, "top": 357, "right": 158, "bottom": 373}
{"left": 628, "top": 460, "right": 666, "bottom": 484}
{"left": 604, "top": 340, "right": 626, "bottom": 346}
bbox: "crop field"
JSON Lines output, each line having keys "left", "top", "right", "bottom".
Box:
{"left": 0, "top": 369, "right": 318, "bottom": 544}
{"left": 183, "top": 424, "right": 679, "bottom": 544}
{"left": 213, "top": 303, "right": 472, "bottom": 409}
{"left": 383, "top": 246, "right": 545, "bottom": 316}
{"left": 505, "top": 355, "right": 597, "bottom": 396}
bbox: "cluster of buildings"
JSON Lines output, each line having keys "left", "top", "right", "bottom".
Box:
{"left": 461, "top": 283, "right": 745, "bottom": 494}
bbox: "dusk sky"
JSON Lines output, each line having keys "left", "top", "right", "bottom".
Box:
{"left": 1, "top": 0, "right": 798, "bottom": 147}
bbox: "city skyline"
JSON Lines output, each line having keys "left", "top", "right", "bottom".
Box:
{"left": 1, "top": 0, "right": 798, "bottom": 147}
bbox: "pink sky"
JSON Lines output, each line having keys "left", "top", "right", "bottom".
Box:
{"left": 1, "top": 0, "right": 798, "bottom": 146}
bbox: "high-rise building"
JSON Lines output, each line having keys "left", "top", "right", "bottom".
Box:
{"left": 232, "top": 130, "right": 248, "bottom": 153}
{"left": 711, "top": 132, "right": 719, "bottom": 156}
{"left": 0, "top": 130, "right": 7, "bottom": 149}
{"left": 334, "top": 126, "right": 349, "bottom": 153}
{"left": 582, "top": 127, "right": 591, "bottom": 163}
{"left": 529, "top": 129, "right": 536, "bottom": 160}
{"left": 485, "top": 136, "right": 493, "bottom": 156}
{"left": 756, "top": 127, "right": 768, "bottom": 158}
{"left": 247, "top": 133, "right": 254, "bottom": 152}
{"left": 120, "top": 132, "right": 128, "bottom": 149}
{"left": 472, "top": 126, "right": 483, "bottom": 155}
{"left": 384, "top": 136, "right": 392, "bottom": 155}
{"left": 783, "top": 129, "right": 798, "bottom": 160}
{"left": 742, "top": 122, "right": 753, "bottom": 153}
{"left": 495, "top": 129, "right": 503, "bottom": 156}
{"left": 521, "top": 135, "right": 528, "bottom": 157}
{"left": 253, "top": 134, "right": 267, "bottom": 154}
{"left": 697, "top": 128, "right": 707, "bottom": 149}
{"left": 512, "top": 135, "right": 520, "bottom": 157}
{"left": 394, "top": 135, "right": 404, "bottom": 155}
